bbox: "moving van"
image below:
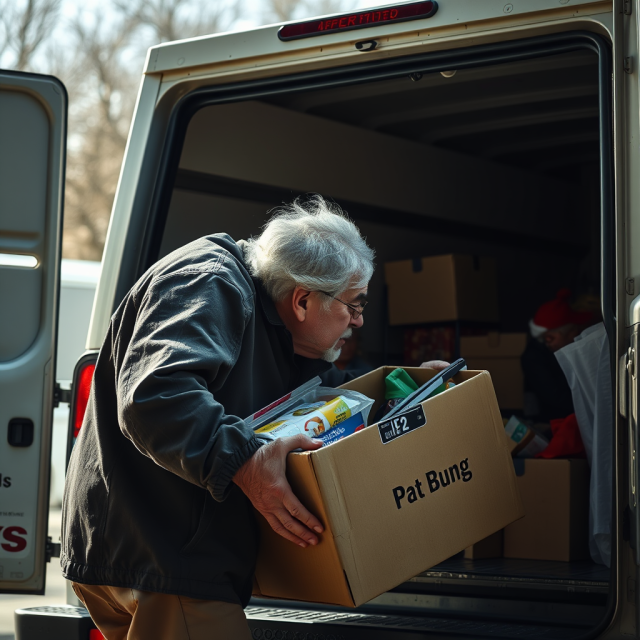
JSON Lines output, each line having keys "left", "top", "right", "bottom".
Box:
{"left": 49, "top": 260, "right": 100, "bottom": 507}
{"left": 1, "top": 0, "right": 636, "bottom": 637}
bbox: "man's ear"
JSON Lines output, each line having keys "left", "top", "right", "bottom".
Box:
{"left": 291, "top": 286, "right": 311, "bottom": 322}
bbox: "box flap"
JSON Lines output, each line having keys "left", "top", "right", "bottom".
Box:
{"left": 253, "top": 451, "right": 355, "bottom": 607}
{"left": 461, "top": 333, "right": 528, "bottom": 358}
{"left": 314, "top": 369, "right": 523, "bottom": 606}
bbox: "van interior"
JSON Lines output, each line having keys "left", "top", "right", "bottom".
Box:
{"left": 157, "top": 47, "right": 609, "bottom": 637}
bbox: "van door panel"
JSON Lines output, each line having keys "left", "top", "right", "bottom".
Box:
{"left": 0, "top": 71, "right": 66, "bottom": 594}
{"left": 627, "top": 296, "right": 640, "bottom": 565}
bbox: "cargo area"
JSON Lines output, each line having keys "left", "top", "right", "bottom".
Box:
{"left": 157, "top": 45, "right": 610, "bottom": 636}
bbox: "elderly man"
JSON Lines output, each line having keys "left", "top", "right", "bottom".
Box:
{"left": 61, "top": 196, "right": 440, "bottom": 639}
{"left": 60, "top": 195, "right": 373, "bottom": 639}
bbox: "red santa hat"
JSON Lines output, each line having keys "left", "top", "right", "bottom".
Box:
{"left": 529, "top": 289, "right": 593, "bottom": 338}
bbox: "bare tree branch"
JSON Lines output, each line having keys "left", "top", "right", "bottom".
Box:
{"left": 114, "top": 0, "right": 239, "bottom": 44}
{"left": 262, "top": 0, "right": 357, "bottom": 27}
{"left": 301, "top": 0, "right": 357, "bottom": 18}
{"left": 62, "top": 0, "right": 240, "bottom": 260}
{"left": 0, "top": 0, "right": 61, "bottom": 70}
{"left": 266, "top": 0, "right": 301, "bottom": 22}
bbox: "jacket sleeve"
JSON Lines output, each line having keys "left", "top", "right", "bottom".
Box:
{"left": 116, "top": 267, "right": 265, "bottom": 502}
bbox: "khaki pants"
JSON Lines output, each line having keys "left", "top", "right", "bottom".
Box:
{"left": 72, "top": 583, "right": 252, "bottom": 640}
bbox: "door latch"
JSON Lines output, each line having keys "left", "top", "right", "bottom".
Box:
{"left": 45, "top": 536, "right": 61, "bottom": 563}
{"left": 629, "top": 318, "right": 640, "bottom": 561}
{"left": 53, "top": 382, "right": 72, "bottom": 408}
{"left": 621, "top": 351, "right": 631, "bottom": 418}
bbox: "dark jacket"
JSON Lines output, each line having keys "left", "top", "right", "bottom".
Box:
{"left": 521, "top": 337, "right": 574, "bottom": 421}
{"left": 61, "top": 234, "right": 349, "bottom": 606}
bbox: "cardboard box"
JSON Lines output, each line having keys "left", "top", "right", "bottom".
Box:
{"left": 384, "top": 255, "right": 499, "bottom": 326}
{"left": 464, "top": 530, "right": 503, "bottom": 559}
{"left": 254, "top": 367, "right": 524, "bottom": 607}
{"left": 503, "top": 459, "right": 589, "bottom": 562}
{"left": 460, "top": 332, "right": 527, "bottom": 410}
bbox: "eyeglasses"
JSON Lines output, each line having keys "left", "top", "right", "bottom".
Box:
{"left": 316, "top": 290, "right": 368, "bottom": 319}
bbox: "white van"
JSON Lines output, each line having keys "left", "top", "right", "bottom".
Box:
{"left": 50, "top": 260, "right": 100, "bottom": 507}
{"left": 1, "top": 1, "right": 636, "bottom": 638}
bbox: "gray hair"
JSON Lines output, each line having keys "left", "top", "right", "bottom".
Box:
{"left": 245, "top": 195, "right": 375, "bottom": 305}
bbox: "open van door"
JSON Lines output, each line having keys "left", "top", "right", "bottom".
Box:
{"left": 0, "top": 70, "right": 66, "bottom": 594}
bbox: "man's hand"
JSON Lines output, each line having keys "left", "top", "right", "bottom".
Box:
{"left": 233, "top": 435, "right": 324, "bottom": 548}
{"left": 420, "top": 360, "right": 450, "bottom": 371}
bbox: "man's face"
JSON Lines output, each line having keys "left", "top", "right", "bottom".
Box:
{"left": 336, "top": 331, "right": 359, "bottom": 367}
{"left": 543, "top": 324, "right": 580, "bottom": 352}
{"left": 292, "top": 286, "right": 367, "bottom": 362}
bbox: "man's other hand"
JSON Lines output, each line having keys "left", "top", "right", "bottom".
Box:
{"left": 420, "top": 360, "right": 450, "bottom": 371}
{"left": 233, "top": 435, "right": 324, "bottom": 548}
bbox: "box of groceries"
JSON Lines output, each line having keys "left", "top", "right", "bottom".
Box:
{"left": 252, "top": 366, "right": 523, "bottom": 607}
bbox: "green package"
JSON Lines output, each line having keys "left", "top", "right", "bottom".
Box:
{"left": 384, "top": 368, "right": 419, "bottom": 400}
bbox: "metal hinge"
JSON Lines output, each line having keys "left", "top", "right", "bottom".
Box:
{"left": 45, "top": 536, "right": 61, "bottom": 563}
{"left": 53, "top": 382, "right": 72, "bottom": 408}
{"left": 625, "top": 57, "right": 634, "bottom": 74}
{"left": 627, "top": 278, "right": 636, "bottom": 296}
{"left": 621, "top": 352, "right": 631, "bottom": 418}
{"left": 624, "top": 0, "right": 632, "bottom": 15}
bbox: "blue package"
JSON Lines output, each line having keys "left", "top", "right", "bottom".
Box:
{"left": 317, "top": 412, "right": 366, "bottom": 446}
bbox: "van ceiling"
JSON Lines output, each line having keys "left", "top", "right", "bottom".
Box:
{"left": 165, "top": 48, "right": 602, "bottom": 343}
{"left": 173, "top": 48, "right": 600, "bottom": 254}
{"left": 262, "top": 50, "right": 599, "bottom": 181}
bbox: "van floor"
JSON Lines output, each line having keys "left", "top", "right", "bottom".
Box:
{"left": 245, "top": 603, "right": 600, "bottom": 639}
{"left": 382, "top": 556, "right": 609, "bottom": 612}
{"left": 414, "top": 556, "right": 609, "bottom": 592}
{"left": 249, "top": 558, "right": 609, "bottom": 638}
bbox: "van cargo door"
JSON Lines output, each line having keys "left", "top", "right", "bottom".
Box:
{"left": 0, "top": 70, "right": 66, "bottom": 594}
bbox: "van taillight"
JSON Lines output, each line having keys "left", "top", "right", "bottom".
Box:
{"left": 73, "top": 362, "right": 96, "bottom": 438}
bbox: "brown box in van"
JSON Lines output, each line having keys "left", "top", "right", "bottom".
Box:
{"left": 253, "top": 367, "right": 524, "bottom": 607}
{"left": 503, "top": 459, "right": 589, "bottom": 562}
{"left": 464, "top": 530, "right": 504, "bottom": 560}
{"left": 384, "top": 255, "right": 499, "bottom": 325}
{"left": 460, "top": 332, "right": 527, "bottom": 410}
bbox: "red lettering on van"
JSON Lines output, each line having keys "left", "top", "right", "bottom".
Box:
{"left": 0, "top": 525, "right": 27, "bottom": 552}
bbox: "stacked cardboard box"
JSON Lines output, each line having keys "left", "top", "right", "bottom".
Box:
{"left": 465, "top": 458, "right": 590, "bottom": 562}
{"left": 384, "top": 255, "right": 499, "bottom": 325}
{"left": 460, "top": 332, "right": 527, "bottom": 410}
{"left": 504, "top": 458, "right": 589, "bottom": 561}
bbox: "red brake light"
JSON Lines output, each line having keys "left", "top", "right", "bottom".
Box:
{"left": 73, "top": 362, "right": 96, "bottom": 438}
{"left": 89, "top": 629, "right": 106, "bottom": 640}
{"left": 278, "top": 1, "right": 438, "bottom": 41}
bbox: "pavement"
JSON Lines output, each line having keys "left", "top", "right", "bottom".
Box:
{"left": 0, "top": 507, "right": 68, "bottom": 640}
